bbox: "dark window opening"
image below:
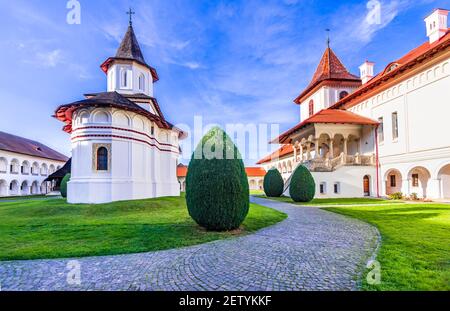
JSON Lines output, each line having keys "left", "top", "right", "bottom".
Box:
{"left": 390, "top": 175, "right": 396, "bottom": 187}
{"left": 97, "top": 147, "right": 108, "bottom": 171}
{"left": 412, "top": 173, "right": 419, "bottom": 187}
{"left": 339, "top": 91, "right": 349, "bottom": 100}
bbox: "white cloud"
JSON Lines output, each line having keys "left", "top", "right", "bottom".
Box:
{"left": 36, "top": 49, "right": 63, "bottom": 67}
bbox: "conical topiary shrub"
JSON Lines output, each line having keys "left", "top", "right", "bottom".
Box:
{"left": 263, "top": 168, "right": 284, "bottom": 197}
{"left": 186, "top": 127, "right": 249, "bottom": 231}
{"left": 289, "top": 165, "right": 315, "bottom": 202}
{"left": 60, "top": 173, "right": 71, "bottom": 198}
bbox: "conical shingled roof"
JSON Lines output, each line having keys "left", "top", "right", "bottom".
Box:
{"left": 310, "top": 48, "right": 360, "bottom": 85}
{"left": 115, "top": 25, "right": 146, "bottom": 64}
{"left": 294, "top": 47, "right": 361, "bottom": 104}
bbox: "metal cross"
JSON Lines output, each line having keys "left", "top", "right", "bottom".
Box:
{"left": 127, "top": 8, "right": 135, "bottom": 26}
{"left": 325, "top": 28, "right": 331, "bottom": 48}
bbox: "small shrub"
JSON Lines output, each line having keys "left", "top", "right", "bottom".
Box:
{"left": 389, "top": 192, "right": 403, "bottom": 200}
{"left": 186, "top": 127, "right": 249, "bottom": 231}
{"left": 263, "top": 168, "right": 284, "bottom": 197}
{"left": 60, "top": 173, "right": 71, "bottom": 198}
{"left": 289, "top": 165, "right": 315, "bottom": 202}
{"left": 410, "top": 192, "right": 419, "bottom": 201}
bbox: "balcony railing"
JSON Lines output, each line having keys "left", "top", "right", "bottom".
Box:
{"left": 301, "top": 153, "right": 376, "bottom": 172}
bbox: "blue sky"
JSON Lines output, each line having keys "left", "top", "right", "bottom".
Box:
{"left": 0, "top": 0, "right": 447, "bottom": 165}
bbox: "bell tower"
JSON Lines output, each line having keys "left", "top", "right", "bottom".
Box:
{"left": 100, "top": 8, "right": 159, "bottom": 97}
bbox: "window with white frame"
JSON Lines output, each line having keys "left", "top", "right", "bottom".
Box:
{"left": 319, "top": 182, "right": 327, "bottom": 194}
{"left": 138, "top": 74, "right": 145, "bottom": 91}
{"left": 392, "top": 112, "right": 398, "bottom": 140}
{"left": 378, "top": 117, "right": 384, "bottom": 143}
{"left": 334, "top": 182, "right": 341, "bottom": 194}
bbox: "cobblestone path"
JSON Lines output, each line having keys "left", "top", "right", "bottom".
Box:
{"left": 0, "top": 197, "right": 379, "bottom": 291}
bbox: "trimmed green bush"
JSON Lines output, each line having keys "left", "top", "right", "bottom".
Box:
{"left": 289, "top": 165, "right": 315, "bottom": 202}
{"left": 263, "top": 168, "right": 284, "bottom": 197}
{"left": 186, "top": 127, "right": 249, "bottom": 231}
{"left": 60, "top": 173, "right": 71, "bottom": 198}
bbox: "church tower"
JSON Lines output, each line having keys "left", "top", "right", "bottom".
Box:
{"left": 294, "top": 45, "right": 361, "bottom": 122}
{"left": 100, "top": 11, "right": 159, "bottom": 100}
{"left": 54, "top": 11, "right": 185, "bottom": 204}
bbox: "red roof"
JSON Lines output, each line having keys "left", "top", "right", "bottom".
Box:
{"left": 294, "top": 47, "right": 361, "bottom": 104}
{"left": 176, "top": 165, "right": 266, "bottom": 177}
{"left": 256, "top": 144, "right": 294, "bottom": 164}
{"left": 245, "top": 167, "right": 266, "bottom": 177}
{"left": 272, "top": 109, "right": 379, "bottom": 144}
{"left": 331, "top": 28, "right": 450, "bottom": 110}
{"left": 177, "top": 164, "right": 188, "bottom": 177}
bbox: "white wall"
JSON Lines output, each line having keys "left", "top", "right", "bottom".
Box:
{"left": 299, "top": 85, "right": 359, "bottom": 122}
{"left": 107, "top": 62, "right": 154, "bottom": 97}
{"left": 347, "top": 55, "right": 450, "bottom": 199}
{"left": 0, "top": 150, "right": 66, "bottom": 197}
{"left": 312, "top": 166, "right": 377, "bottom": 198}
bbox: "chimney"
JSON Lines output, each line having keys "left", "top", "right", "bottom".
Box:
{"left": 359, "top": 61, "right": 375, "bottom": 84}
{"left": 424, "top": 8, "right": 449, "bottom": 44}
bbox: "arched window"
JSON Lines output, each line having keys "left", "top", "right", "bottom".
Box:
{"left": 121, "top": 69, "right": 128, "bottom": 88}
{"left": 138, "top": 74, "right": 145, "bottom": 91}
{"left": 308, "top": 100, "right": 314, "bottom": 117}
{"left": 96, "top": 147, "right": 108, "bottom": 171}
{"left": 339, "top": 91, "right": 349, "bottom": 100}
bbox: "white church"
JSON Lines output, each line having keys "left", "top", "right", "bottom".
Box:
{"left": 258, "top": 8, "right": 450, "bottom": 201}
{"left": 54, "top": 20, "right": 186, "bottom": 204}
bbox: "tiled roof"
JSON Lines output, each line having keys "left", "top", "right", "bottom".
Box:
{"left": 256, "top": 144, "right": 294, "bottom": 165}
{"left": 115, "top": 25, "right": 146, "bottom": 64}
{"left": 54, "top": 92, "right": 176, "bottom": 133}
{"left": 45, "top": 158, "right": 71, "bottom": 181}
{"left": 0, "top": 131, "right": 68, "bottom": 162}
{"left": 272, "top": 109, "right": 379, "bottom": 144}
{"left": 177, "top": 164, "right": 188, "bottom": 177}
{"left": 294, "top": 47, "right": 361, "bottom": 103}
{"left": 245, "top": 167, "right": 266, "bottom": 177}
{"left": 100, "top": 25, "right": 159, "bottom": 82}
{"left": 331, "top": 28, "right": 450, "bottom": 110}
{"left": 176, "top": 165, "right": 267, "bottom": 177}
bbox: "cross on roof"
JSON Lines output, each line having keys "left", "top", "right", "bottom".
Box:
{"left": 127, "top": 8, "right": 135, "bottom": 26}
{"left": 325, "top": 28, "right": 331, "bottom": 48}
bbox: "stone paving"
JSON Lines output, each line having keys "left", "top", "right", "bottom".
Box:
{"left": 0, "top": 197, "right": 379, "bottom": 291}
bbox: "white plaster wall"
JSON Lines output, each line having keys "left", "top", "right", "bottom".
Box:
{"left": 348, "top": 56, "right": 450, "bottom": 199}
{"left": 312, "top": 166, "right": 377, "bottom": 198}
{"left": 299, "top": 86, "right": 358, "bottom": 122}
{"left": 68, "top": 107, "right": 181, "bottom": 204}
{"left": 107, "top": 62, "right": 154, "bottom": 97}
{"left": 0, "top": 150, "right": 66, "bottom": 196}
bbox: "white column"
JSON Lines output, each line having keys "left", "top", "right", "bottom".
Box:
{"left": 343, "top": 138, "right": 348, "bottom": 156}
{"left": 427, "top": 179, "right": 441, "bottom": 199}
{"left": 293, "top": 143, "right": 297, "bottom": 162}
{"left": 401, "top": 179, "right": 410, "bottom": 197}
{"left": 314, "top": 138, "right": 320, "bottom": 159}
{"left": 329, "top": 139, "right": 334, "bottom": 159}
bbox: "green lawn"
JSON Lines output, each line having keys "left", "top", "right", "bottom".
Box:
{"left": 325, "top": 203, "right": 450, "bottom": 290}
{"left": 0, "top": 195, "right": 286, "bottom": 261}
{"left": 0, "top": 195, "right": 56, "bottom": 201}
{"left": 249, "top": 189, "right": 264, "bottom": 195}
{"left": 255, "top": 195, "right": 401, "bottom": 205}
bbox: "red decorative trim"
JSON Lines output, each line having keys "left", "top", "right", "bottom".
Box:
{"left": 73, "top": 126, "right": 175, "bottom": 147}
{"left": 71, "top": 134, "right": 179, "bottom": 154}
